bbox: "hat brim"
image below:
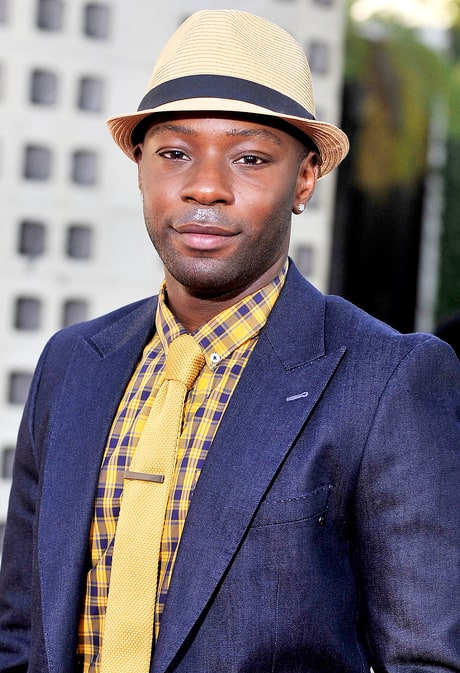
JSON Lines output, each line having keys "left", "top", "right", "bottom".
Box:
{"left": 107, "top": 97, "right": 349, "bottom": 178}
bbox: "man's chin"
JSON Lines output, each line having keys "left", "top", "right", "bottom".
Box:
{"left": 168, "top": 262, "right": 252, "bottom": 300}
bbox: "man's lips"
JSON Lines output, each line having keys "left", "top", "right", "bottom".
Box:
{"left": 173, "top": 223, "right": 236, "bottom": 250}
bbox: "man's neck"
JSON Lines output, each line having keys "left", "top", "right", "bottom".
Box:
{"left": 163, "top": 259, "right": 287, "bottom": 333}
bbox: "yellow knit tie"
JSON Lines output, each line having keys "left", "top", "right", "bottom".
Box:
{"left": 100, "top": 334, "right": 205, "bottom": 673}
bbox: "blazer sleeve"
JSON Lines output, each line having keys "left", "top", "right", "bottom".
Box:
{"left": 0, "top": 341, "right": 51, "bottom": 672}
{"left": 352, "top": 336, "right": 460, "bottom": 672}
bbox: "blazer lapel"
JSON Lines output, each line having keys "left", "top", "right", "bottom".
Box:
{"left": 153, "top": 265, "right": 346, "bottom": 673}
{"left": 38, "top": 298, "right": 157, "bottom": 673}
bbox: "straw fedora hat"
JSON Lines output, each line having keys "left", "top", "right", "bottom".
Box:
{"left": 107, "top": 9, "right": 349, "bottom": 178}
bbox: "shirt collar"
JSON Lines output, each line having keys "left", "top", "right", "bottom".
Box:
{"left": 155, "top": 259, "right": 289, "bottom": 369}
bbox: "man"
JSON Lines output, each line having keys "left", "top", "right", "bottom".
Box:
{"left": 0, "top": 9, "right": 459, "bottom": 673}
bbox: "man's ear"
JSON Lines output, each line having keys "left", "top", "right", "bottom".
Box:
{"left": 295, "top": 151, "right": 320, "bottom": 208}
{"left": 134, "top": 144, "right": 143, "bottom": 191}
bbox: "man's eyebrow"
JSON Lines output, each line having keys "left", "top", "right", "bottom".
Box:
{"left": 146, "top": 123, "right": 282, "bottom": 144}
{"left": 147, "top": 123, "right": 198, "bottom": 137}
{"left": 227, "top": 128, "right": 282, "bottom": 145}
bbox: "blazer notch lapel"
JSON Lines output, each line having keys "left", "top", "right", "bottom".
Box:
{"left": 88, "top": 297, "right": 157, "bottom": 357}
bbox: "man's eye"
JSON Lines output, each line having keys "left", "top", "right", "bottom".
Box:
{"left": 235, "top": 155, "right": 265, "bottom": 165}
{"left": 161, "top": 150, "right": 189, "bottom": 160}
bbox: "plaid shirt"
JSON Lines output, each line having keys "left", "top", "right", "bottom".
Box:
{"left": 77, "top": 261, "right": 288, "bottom": 672}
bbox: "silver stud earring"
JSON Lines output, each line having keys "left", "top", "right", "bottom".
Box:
{"left": 296, "top": 203, "right": 305, "bottom": 213}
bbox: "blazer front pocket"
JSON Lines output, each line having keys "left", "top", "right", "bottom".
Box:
{"left": 251, "top": 484, "right": 332, "bottom": 528}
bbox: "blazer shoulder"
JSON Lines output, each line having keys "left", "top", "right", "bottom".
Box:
{"left": 30, "top": 295, "right": 158, "bottom": 399}
{"left": 45, "top": 295, "right": 157, "bottom": 351}
{"left": 316, "top": 288, "right": 459, "bottom": 389}
{"left": 272, "top": 262, "right": 453, "bottom": 368}
{"left": 323, "top": 292, "right": 442, "bottom": 355}
{"left": 60, "top": 295, "right": 157, "bottom": 337}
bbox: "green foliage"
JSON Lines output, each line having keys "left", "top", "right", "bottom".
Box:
{"left": 344, "top": 14, "right": 457, "bottom": 195}
{"left": 437, "top": 138, "right": 460, "bottom": 319}
{"left": 344, "top": 0, "right": 460, "bottom": 322}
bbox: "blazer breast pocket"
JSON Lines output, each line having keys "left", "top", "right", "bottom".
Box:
{"left": 251, "top": 484, "right": 332, "bottom": 528}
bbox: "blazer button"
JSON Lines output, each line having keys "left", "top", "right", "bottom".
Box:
{"left": 318, "top": 514, "right": 326, "bottom": 527}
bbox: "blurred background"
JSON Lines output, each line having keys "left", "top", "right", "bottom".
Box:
{"left": 0, "top": 0, "right": 459, "bottom": 546}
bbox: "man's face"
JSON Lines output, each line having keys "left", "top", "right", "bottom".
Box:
{"left": 136, "top": 113, "right": 317, "bottom": 300}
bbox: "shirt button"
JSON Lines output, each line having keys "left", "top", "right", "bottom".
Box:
{"left": 210, "top": 352, "right": 221, "bottom": 365}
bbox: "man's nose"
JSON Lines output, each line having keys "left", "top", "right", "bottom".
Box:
{"left": 180, "top": 156, "right": 234, "bottom": 206}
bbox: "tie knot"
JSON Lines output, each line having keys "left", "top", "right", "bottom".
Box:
{"left": 164, "top": 334, "right": 205, "bottom": 390}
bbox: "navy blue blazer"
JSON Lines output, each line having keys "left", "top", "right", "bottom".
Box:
{"left": 1, "top": 263, "right": 459, "bottom": 673}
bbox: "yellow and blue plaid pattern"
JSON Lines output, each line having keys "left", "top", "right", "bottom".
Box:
{"left": 77, "top": 261, "right": 287, "bottom": 671}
